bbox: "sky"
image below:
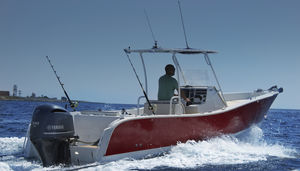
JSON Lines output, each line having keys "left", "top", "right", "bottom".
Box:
{"left": 0, "top": 0, "right": 299, "bottom": 109}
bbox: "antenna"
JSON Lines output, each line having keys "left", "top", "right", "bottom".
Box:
{"left": 178, "top": 0, "right": 190, "bottom": 49}
{"left": 144, "top": 9, "right": 158, "bottom": 48}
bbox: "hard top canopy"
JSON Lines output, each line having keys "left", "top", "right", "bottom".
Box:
{"left": 124, "top": 47, "right": 217, "bottom": 55}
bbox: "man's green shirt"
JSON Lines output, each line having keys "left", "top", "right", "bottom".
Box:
{"left": 158, "top": 74, "right": 178, "bottom": 100}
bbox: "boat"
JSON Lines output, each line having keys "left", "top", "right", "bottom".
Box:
{"left": 23, "top": 46, "right": 283, "bottom": 167}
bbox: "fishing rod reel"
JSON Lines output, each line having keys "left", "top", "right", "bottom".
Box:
{"left": 70, "top": 101, "right": 79, "bottom": 108}
{"left": 65, "top": 101, "right": 79, "bottom": 110}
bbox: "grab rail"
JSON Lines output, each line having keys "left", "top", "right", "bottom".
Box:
{"left": 137, "top": 96, "right": 146, "bottom": 116}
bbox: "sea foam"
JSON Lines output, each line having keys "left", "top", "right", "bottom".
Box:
{"left": 0, "top": 126, "right": 296, "bottom": 171}
{"left": 0, "top": 162, "right": 12, "bottom": 171}
{"left": 0, "top": 137, "right": 24, "bottom": 156}
{"left": 85, "top": 126, "right": 296, "bottom": 171}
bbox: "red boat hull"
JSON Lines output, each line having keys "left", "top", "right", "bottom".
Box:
{"left": 105, "top": 94, "right": 277, "bottom": 156}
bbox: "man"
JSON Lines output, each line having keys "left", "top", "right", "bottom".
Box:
{"left": 158, "top": 64, "right": 178, "bottom": 100}
{"left": 158, "top": 64, "right": 190, "bottom": 102}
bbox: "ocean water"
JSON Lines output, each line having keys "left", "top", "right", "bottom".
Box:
{"left": 0, "top": 100, "right": 299, "bottom": 171}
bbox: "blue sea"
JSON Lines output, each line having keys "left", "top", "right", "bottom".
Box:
{"left": 0, "top": 100, "right": 299, "bottom": 171}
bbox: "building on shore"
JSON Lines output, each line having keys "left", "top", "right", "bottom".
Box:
{"left": 13, "top": 85, "right": 17, "bottom": 96}
{"left": 0, "top": 91, "right": 10, "bottom": 97}
{"left": 61, "top": 97, "right": 67, "bottom": 101}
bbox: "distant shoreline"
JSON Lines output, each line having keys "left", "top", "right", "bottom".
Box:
{"left": 0, "top": 96, "right": 103, "bottom": 104}
{"left": 0, "top": 96, "right": 135, "bottom": 106}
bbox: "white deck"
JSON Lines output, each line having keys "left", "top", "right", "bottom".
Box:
{"left": 226, "top": 99, "right": 250, "bottom": 107}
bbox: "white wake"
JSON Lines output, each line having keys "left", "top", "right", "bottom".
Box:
{"left": 85, "top": 126, "right": 296, "bottom": 171}
{"left": 0, "top": 126, "right": 296, "bottom": 171}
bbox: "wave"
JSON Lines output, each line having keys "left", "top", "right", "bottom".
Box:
{"left": 0, "top": 137, "right": 24, "bottom": 157}
{"left": 0, "top": 126, "right": 297, "bottom": 171}
{"left": 0, "top": 162, "right": 12, "bottom": 171}
{"left": 0, "top": 137, "right": 44, "bottom": 171}
{"left": 82, "top": 126, "right": 297, "bottom": 171}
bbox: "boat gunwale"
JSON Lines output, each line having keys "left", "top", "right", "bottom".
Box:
{"left": 107, "top": 91, "right": 279, "bottom": 122}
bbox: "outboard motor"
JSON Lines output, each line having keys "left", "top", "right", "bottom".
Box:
{"left": 30, "top": 104, "right": 75, "bottom": 167}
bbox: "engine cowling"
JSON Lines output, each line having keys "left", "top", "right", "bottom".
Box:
{"left": 29, "top": 104, "right": 75, "bottom": 167}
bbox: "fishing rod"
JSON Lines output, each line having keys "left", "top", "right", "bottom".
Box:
{"left": 124, "top": 52, "right": 155, "bottom": 114}
{"left": 45, "top": 56, "right": 77, "bottom": 111}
